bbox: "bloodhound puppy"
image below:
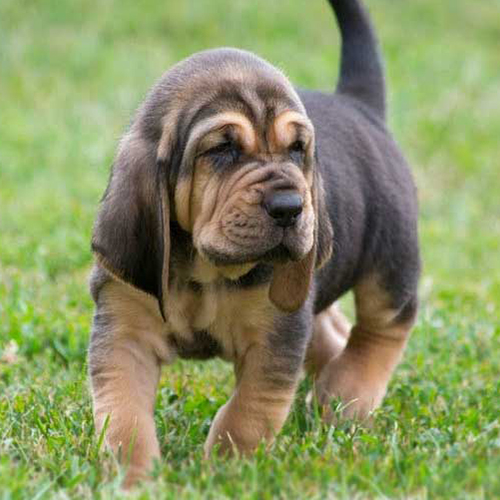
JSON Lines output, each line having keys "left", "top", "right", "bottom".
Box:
{"left": 88, "top": 0, "right": 420, "bottom": 486}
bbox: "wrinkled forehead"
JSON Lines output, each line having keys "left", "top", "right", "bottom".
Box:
{"left": 189, "top": 80, "right": 301, "bottom": 133}
{"left": 172, "top": 54, "right": 305, "bottom": 137}
{"left": 151, "top": 49, "right": 311, "bottom": 178}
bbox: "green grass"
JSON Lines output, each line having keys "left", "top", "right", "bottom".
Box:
{"left": 1, "top": 0, "right": 499, "bottom": 498}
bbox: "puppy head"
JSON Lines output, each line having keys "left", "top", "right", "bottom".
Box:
{"left": 92, "top": 49, "right": 332, "bottom": 317}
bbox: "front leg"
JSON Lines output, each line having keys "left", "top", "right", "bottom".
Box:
{"left": 205, "top": 313, "right": 310, "bottom": 456}
{"left": 314, "top": 275, "right": 418, "bottom": 420}
{"left": 89, "top": 278, "right": 170, "bottom": 487}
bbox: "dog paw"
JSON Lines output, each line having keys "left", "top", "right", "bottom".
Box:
{"left": 204, "top": 398, "right": 279, "bottom": 458}
{"left": 204, "top": 402, "right": 256, "bottom": 457}
{"left": 314, "top": 350, "right": 389, "bottom": 422}
{"left": 121, "top": 464, "right": 152, "bottom": 490}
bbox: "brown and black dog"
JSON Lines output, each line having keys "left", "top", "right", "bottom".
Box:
{"left": 89, "top": 0, "right": 420, "bottom": 486}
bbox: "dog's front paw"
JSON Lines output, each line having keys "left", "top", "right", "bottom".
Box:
{"left": 204, "top": 400, "right": 266, "bottom": 457}
{"left": 121, "top": 464, "right": 152, "bottom": 490}
{"left": 314, "top": 349, "right": 390, "bottom": 422}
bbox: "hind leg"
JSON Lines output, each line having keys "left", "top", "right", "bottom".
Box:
{"left": 305, "top": 303, "right": 351, "bottom": 376}
{"left": 313, "top": 275, "right": 417, "bottom": 420}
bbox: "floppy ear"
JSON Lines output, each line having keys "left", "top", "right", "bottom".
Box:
{"left": 312, "top": 166, "right": 334, "bottom": 270}
{"left": 269, "top": 167, "right": 333, "bottom": 313}
{"left": 91, "top": 132, "right": 171, "bottom": 320}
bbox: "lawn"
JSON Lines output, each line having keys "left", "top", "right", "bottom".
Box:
{"left": 1, "top": 0, "right": 499, "bottom": 498}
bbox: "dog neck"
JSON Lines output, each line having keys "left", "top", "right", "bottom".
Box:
{"left": 169, "top": 220, "right": 272, "bottom": 290}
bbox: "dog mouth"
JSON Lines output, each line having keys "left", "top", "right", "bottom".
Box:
{"left": 196, "top": 204, "right": 315, "bottom": 267}
{"left": 200, "top": 236, "right": 307, "bottom": 267}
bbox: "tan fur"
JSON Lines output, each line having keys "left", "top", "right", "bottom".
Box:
{"left": 193, "top": 160, "right": 315, "bottom": 263}
{"left": 190, "top": 160, "right": 222, "bottom": 237}
{"left": 158, "top": 109, "right": 180, "bottom": 160}
{"left": 174, "top": 177, "right": 193, "bottom": 232}
{"left": 206, "top": 284, "right": 275, "bottom": 361}
{"left": 169, "top": 260, "right": 275, "bottom": 361}
{"left": 100, "top": 261, "right": 276, "bottom": 365}
{"left": 305, "top": 303, "right": 351, "bottom": 375}
{"left": 159, "top": 179, "right": 170, "bottom": 316}
{"left": 270, "top": 110, "right": 314, "bottom": 154}
{"left": 183, "top": 108, "right": 315, "bottom": 272}
{"left": 92, "top": 270, "right": 279, "bottom": 484}
{"left": 204, "top": 343, "right": 298, "bottom": 456}
{"left": 192, "top": 254, "right": 256, "bottom": 283}
{"left": 314, "top": 275, "right": 416, "bottom": 420}
{"left": 174, "top": 111, "right": 258, "bottom": 231}
{"left": 91, "top": 282, "right": 169, "bottom": 486}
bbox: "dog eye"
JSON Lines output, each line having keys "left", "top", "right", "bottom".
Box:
{"left": 289, "top": 140, "right": 306, "bottom": 163}
{"left": 206, "top": 141, "right": 233, "bottom": 155}
{"left": 204, "top": 141, "right": 240, "bottom": 168}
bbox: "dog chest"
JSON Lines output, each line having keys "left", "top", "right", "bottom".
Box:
{"left": 166, "top": 282, "right": 275, "bottom": 362}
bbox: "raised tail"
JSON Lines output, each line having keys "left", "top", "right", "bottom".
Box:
{"left": 328, "top": 0, "right": 386, "bottom": 119}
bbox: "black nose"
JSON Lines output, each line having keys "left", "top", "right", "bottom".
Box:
{"left": 264, "top": 191, "right": 303, "bottom": 227}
